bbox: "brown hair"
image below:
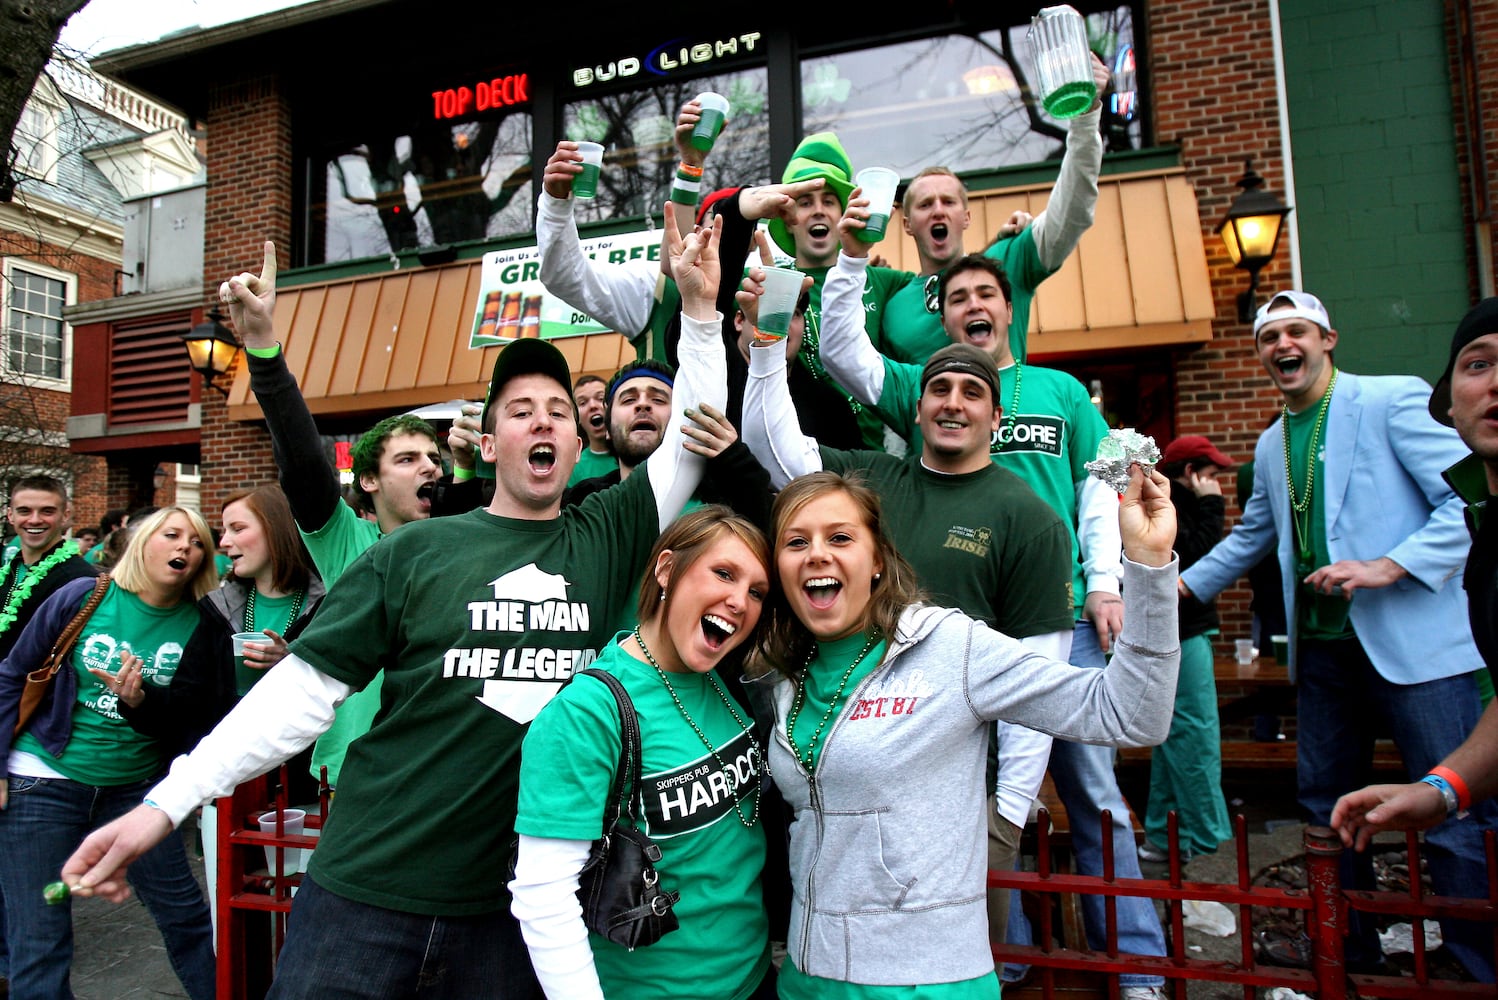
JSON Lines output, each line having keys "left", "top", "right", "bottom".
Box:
{"left": 221, "top": 485, "right": 314, "bottom": 594}
{"left": 747, "top": 471, "right": 922, "bottom": 680}
{"left": 636, "top": 505, "right": 769, "bottom": 625}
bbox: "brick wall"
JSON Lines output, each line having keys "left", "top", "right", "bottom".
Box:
{"left": 199, "top": 73, "right": 292, "bottom": 515}
{"left": 1447, "top": 0, "right": 1498, "bottom": 299}
{"left": 1148, "top": 0, "right": 1290, "bottom": 649}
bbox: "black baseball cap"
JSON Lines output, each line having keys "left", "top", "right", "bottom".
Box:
{"left": 1429, "top": 297, "right": 1498, "bottom": 426}
{"left": 920, "top": 343, "right": 1000, "bottom": 404}
{"left": 481, "top": 339, "right": 575, "bottom": 430}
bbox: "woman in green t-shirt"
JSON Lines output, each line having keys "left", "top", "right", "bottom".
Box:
{"left": 512, "top": 505, "right": 777, "bottom": 1000}
{"left": 0, "top": 506, "right": 221, "bottom": 1000}
{"left": 750, "top": 469, "right": 1181, "bottom": 999}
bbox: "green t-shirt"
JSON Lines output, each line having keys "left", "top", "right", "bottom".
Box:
{"left": 880, "top": 227, "right": 1052, "bottom": 366}
{"left": 288, "top": 472, "right": 661, "bottom": 915}
{"left": 568, "top": 448, "right": 617, "bottom": 486}
{"left": 236, "top": 590, "right": 301, "bottom": 696}
{"left": 789, "top": 631, "right": 888, "bottom": 772}
{"left": 1284, "top": 404, "right": 1353, "bottom": 640}
{"left": 870, "top": 361, "right": 1107, "bottom": 615}
{"left": 16, "top": 586, "right": 198, "bottom": 785}
{"left": 517, "top": 639, "right": 769, "bottom": 1000}
{"left": 801, "top": 264, "right": 914, "bottom": 451}
{"left": 780, "top": 961, "right": 999, "bottom": 1000}
{"left": 819, "top": 450, "right": 1074, "bottom": 636}
{"left": 301, "top": 498, "right": 386, "bottom": 786}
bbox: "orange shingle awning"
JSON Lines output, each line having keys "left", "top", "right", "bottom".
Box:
{"left": 227, "top": 167, "right": 1213, "bottom": 422}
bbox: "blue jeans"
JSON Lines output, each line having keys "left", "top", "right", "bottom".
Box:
{"left": 0, "top": 773, "right": 214, "bottom": 1000}
{"left": 267, "top": 874, "right": 540, "bottom": 999}
{"left": 1003, "top": 620, "right": 1167, "bottom": 988}
{"left": 1298, "top": 637, "right": 1497, "bottom": 982}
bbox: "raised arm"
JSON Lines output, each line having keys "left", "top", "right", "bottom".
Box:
{"left": 1027, "top": 55, "right": 1108, "bottom": 271}
{"left": 222, "top": 242, "right": 343, "bottom": 533}
{"left": 812, "top": 199, "right": 891, "bottom": 408}
{"left": 644, "top": 204, "right": 728, "bottom": 530}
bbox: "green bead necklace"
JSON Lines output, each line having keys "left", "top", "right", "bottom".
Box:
{"left": 1282, "top": 368, "right": 1338, "bottom": 558}
{"left": 631, "top": 626, "right": 764, "bottom": 828}
{"left": 785, "top": 629, "right": 881, "bottom": 773}
{"left": 244, "top": 585, "right": 305, "bottom": 633}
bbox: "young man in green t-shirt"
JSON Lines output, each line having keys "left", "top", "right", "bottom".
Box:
{"left": 567, "top": 373, "right": 613, "bottom": 486}
{"left": 878, "top": 53, "right": 1110, "bottom": 368}
{"left": 231, "top": 242, "right": 445, "bottom": 789}
{"left": 61, "top": 212, "right": 730, "bottom": 997}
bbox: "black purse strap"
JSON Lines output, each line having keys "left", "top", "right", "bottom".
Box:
{"left": 575, "top": 668, "right": 642, "bottom": 825}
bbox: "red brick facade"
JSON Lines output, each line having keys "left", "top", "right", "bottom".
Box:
{"left": 198, "top": 73, "right": 293, "bottom": 517}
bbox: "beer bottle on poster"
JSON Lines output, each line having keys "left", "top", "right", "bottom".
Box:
{"left": 498, "top": 292, "right": 523, "bottom": 339}
{"left": 519, "top": 295, "right": 543, "bottom": 338}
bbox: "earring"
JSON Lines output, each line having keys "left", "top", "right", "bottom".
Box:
{"left": 873, "top": 573, "right": 882, "bottom": 582}
{"left": 659, "top": 590, "right": 666, "bottom": 602}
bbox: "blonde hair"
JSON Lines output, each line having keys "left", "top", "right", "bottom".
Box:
{"left": 901, "top": 166, "right": 968, "bottom": 216}
{"left": 109, "top": 506, "right": 220, "bottom": 603}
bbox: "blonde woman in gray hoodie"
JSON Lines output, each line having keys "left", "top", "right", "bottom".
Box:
{"left": 750, "top": 466, "right": 1180, "bottom": 998}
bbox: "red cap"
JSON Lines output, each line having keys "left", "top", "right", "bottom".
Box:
{"left": 1162, "top": 435, "right": 1234, "bottom": 469}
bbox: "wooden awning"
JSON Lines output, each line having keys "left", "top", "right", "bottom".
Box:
{"left": 224, "top": 265, "right": 636, "bottom": 421}
{"left": 226, "top": 167, "right": 1213, "bottom": 421}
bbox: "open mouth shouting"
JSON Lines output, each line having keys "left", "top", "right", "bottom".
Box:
{"left": 701, "top": 613, "right": 737, "bottom": 651}
{"left": 1272, "top": 355, "right": 1304, "bottom": 378}
{"left": 167, "top": 556, "right": 190, "bottom": 571}
{"left": 528, "top": 443, "right": 556, "bottom": 474}
{"left": 588, "top": 413, "right": 605, "bottom": 431}
{"left": 961, "top": 319, "right": 995, "bottom": 348}
{"left": 929, "top": 222, "right": 949, "bottom": 243}
{"left": 803, "top": 576, "right": 842, "bottom": 610}
{"left": 807, "top": 222, "right": 832, "bottom": 241}
{"left": 416, "top": 481, "right": 437, "bottom": 503}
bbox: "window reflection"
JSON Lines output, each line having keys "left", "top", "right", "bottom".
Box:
{"left": 800, "top": 7, "right": 1140, "bottom": 177}
{"left": 564, "top": 68, "right": 772, "bottom": 225}
{"left": 315, "top": 113, "right": 534, "bottom": 264}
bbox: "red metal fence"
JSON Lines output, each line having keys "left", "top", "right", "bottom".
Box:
{"left": 993, "top": 809, "right": 1498, "bottom": 999}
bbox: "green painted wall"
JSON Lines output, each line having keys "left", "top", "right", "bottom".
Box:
{"left": 1279, "top": 0, "right": 1468, "bottom": 381}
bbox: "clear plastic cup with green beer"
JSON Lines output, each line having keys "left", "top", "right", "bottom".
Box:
{"left": 573, "top": 142, "right": 605, "bottom": 199}
{"left": 232, "top": 632, "right": 264, "bottom": 672}
{"left": 854, "top": 167, "right": 900, "bottom": 243}
{"left": 691, "top": 92, "right": 731, "bottom": 152}
{"left": 756, "top": 266, "right": 805, "bottom": 339}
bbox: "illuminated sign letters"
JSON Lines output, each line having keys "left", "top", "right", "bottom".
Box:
{"left": 432, "top": 74, "right": 530, "bottom": 120}
{"left": 572, "top": 32, "right": 761, "bottom": 88}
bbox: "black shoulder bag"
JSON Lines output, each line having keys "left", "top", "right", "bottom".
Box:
{"left": 572, "top": 668, "right": 680, "bottom": 950}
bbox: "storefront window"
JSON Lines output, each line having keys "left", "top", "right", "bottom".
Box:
{"left": 800, "top": 6, "right": 1141, "bottom": 177}
{"left": 312, "top": 111, "right": 534, "bottom": 264}
{"left": 563, "top": 68, "right": 772, "bottom": 225}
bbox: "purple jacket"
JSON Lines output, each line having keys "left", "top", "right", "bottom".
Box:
{"left": 0, "top": 576, "right": 110, "bottom": 776}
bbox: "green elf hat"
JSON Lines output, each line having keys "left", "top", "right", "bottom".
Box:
{"left": 767, "top": 132, "right": 857, "bottom": 256}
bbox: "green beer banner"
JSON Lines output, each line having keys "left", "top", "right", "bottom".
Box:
{"left": 468, "top": 229, "right": 663, "bottom": 348}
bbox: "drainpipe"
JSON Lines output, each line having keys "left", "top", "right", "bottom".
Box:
{"left": 1456, "top": 0, "right": 1494, "bottom": 297}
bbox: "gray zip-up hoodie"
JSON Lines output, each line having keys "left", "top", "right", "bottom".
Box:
{"left": 769, "top": 557, "right": 1179, "bottom": 986}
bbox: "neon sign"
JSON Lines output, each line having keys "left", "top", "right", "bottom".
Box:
{"left": 432, "top": 74, "right": 530, "bottom": 120}
{"left": 572, "top": 32, "right": 762, "bottom": 88}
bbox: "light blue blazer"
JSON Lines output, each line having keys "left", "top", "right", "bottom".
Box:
{"left": 1181, "top": 371, "right": 1480, "bottom": 683}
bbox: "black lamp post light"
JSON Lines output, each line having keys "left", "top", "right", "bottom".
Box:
{"left": 180, "top": 308, "right": 242, "bottom": 397}
{"left": 1216, "top": 158, "right": 1293, "bottom": 323}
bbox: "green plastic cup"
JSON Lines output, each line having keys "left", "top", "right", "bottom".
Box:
{"left": 756, "top": 266, "right": 804, "bottom": 338}
{"left": 691, "top": 93, "right": 730, "bottom": 152}
{"left": 573, "top": 142, "right": 604, "bottom": 199}
{"left": 854, "top": 167, "right": 899, "bottom": 244}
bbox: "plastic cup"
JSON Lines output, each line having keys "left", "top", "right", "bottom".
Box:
{"left": 691, "top": 92, "right": 730, "bottom": 152}
{"left": 232, "top": 632, "right": 264, "bottom": 672}
{"left": 573, "top": 142, "right": 604, "bottom": 199}
{"left": 855, "top": 167, "right": 900, "bottom": 243}
{"left": 755, "top": 266, "right": 805, "bottom": 339}
{"left": 1271, "top": 634, "right": 1289, "bottom": 664}
{"left": 1234, "top": 639, "right": 1255, "bottom": 665}
{"left": 258, "top": 808, "right": 305, "bottom": 877}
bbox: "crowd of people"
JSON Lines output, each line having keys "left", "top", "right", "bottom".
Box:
{"left": 0, "top": 85, "right": 1489, "bottom": 1000}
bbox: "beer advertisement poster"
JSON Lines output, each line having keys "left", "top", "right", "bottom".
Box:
{"left": 468, "top": 228, "right": 662, "bottom": 348}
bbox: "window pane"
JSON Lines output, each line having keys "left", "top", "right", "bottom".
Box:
{"left": 5, "top": 269, "right": 66, "bottom": 380}
{"left": 564, "top": 69, "right": 772, "bottom": 225}
{"left": 312, "top": 111, "right": 535, "bottom": 264}
{"left": 800, "top": 8, "right": 1142, "bottom": 177}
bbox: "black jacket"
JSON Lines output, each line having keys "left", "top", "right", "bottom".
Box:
{"left": 1171, "top": 478, "right": 1224, "bottom": 640}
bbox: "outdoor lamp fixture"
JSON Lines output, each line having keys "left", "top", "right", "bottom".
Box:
{"left": 1216, "top": 158, "right": 1292, "bottom": 323}
{"left": 180, "top": 308, "right": 241, "bottom": 397}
